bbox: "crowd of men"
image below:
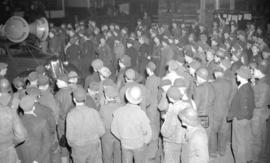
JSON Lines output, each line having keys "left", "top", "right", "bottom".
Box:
{"left": 1, "top": 16, "right": 270, "bottom": 163}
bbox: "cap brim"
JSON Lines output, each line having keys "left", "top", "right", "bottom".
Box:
{"left": 126, "top": 93, "right": 142, "bottom": 105}
{"left": 125, "top": 88, "right": 143, "bottom": 105}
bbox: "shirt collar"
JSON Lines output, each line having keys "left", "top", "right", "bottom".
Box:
{"left": 238, "top": 81, "right": 248, "bottom": 89}
{"left": 24, "top": 106, "right": 37, "bottom": 117}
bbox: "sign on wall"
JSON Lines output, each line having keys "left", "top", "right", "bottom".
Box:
{"left": 214, "top": 10, "right": 252, "bottom": 25}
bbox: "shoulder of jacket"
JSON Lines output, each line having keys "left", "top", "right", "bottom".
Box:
{"left": 257, "top": 82, "right": 270, "bottom": 89}
{"left": 190, "top": 128, "right": 207, "bottom": 141}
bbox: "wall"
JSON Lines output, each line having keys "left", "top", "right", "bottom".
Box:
{"left": 67, "top": 0, "right": 87, "bottom": 7}
{"left": 67, "top": 0, "right": 115, "bottom": 8}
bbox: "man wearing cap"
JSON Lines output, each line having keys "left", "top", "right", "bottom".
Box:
{"left": 55, "top": 73, "right": 74, "bottom": 163}
{"left": 214, "top": 45, "right": 229, "bottom": 64}
{"left": 84, "top": 59, "right": 103, "bottom": 90}
{"left": 26, "top": 85, "right": 59, "bottom": 162}
{"left": 163, "top": 60, "right": 183, "bottom": 84}
{"left": 0, "top": 82, "right": 27, "bottom": 163}
{"left": 151, "top": 36, "right": 162, "bottom": 76}
{"left": 231, "top": 43, "right": 248, "bottom": 72}
{"left": 0, "top": 78, "right": 19, "bottom": 111}
{"left": 126, "top": 39, "right": 139, "bottom": 71}
{"left": 65, "top": 34, "right": 82, "bottom": 74}
{"left": 27, "top": 71, "right": 39, "bottom": 88}
{"left": 66, "top": 86, "right": 105, "bottom": 163}
{"left": 99, "top": 86, "right": 122, "bottom": 163}
{"left": 193, "top": 68, "right": 215, "bottom": 130}
{"left": 119, "top": 68, "right": 149, "bottom": 111}
{"left": 205, "top": 49, "right": 217, "bottom": 75}
{"left": 13, "top": 76, "right": 26, "bottom": 100}
{"left": 38, "top": 75, "right": 60, "bottom": 123}
{"left": 96, "top": 37, "right": 113, "bottom": 74}
{"left": 18, "top": 95, "right": 51, "bottom": 163}
{"left": 211, "top": 37, "right": 221, "bottom": 51}
{"left": 138, "top": 35, "right": 151, "bottom": 75}
{"left": 227, "top": 65, "right": 255, "bottom": 163}
{"left": 144, "top": 62, "right": 162, "bottom": 163}
{"left": 209, "top": 67, "right": 234, "bottom": 157}
{"left": 178, "top": 107, "right": 209, "bottom": 163}
{"left": 183, "top": 45, "right": 195, "bottom": 65}
{"left": 230, "top": 21, "right": 238, "bottom": 39}
{"left": 160, "top": 38, "right": 175, "bottom": 76}
{"left": 220, "top": 59, "right": 233, "bottom": 79}
{"left": 220, "top": 58, "right": 238, "bottom": 96}
{"left": 119, "top": 68, "right": 137, "bottom": 102}
{"left": 188, "top": 61, "right": 201, "bottom": 77}
{"left": 250, "top": 44, "right": 263, "bottom": 64}
{"left": 250, "top": 61, "right": 270, "bottom": 162}
{"left": 35, "top": 101, "right": 59, "bottom": 163}
{"left": 98, "top": 66, "right": 114, "bottom": 106}
{"left": 173, "top": 78, "right": 196, "bottom": 110}
{"left": 113, "top": 38, "right": 126, "bottom": 73}
{"left": 116, "top": 54, "right": 132, "bottom": 88}
{"left": 86, "top": 82, "right": 100, "bottom": 111}
{"left": 158, "top": 79, "right": 172, "bottom": 114}
{"left": 161, "top": 87, "right": 187, "bottom": 163}
{"left": 198, "top": 34, "right": 210, "bottom": 52}
{"left": 111, "top": 85, "right": 152, "bottom": 163}
{"left": 237, "top": 30, "right": 247, "bottom": 49}
{"left": 26, "top": 86, "right": 56, "bottom": 135}
{"left": 0, "top": 62, "right": 8, "bottom": 79}
{"left": 68, "top": 71, "right": 80, "bottom": 90}
{"left": 79, "top": 33, "right": 95, "bottom": 80}
{"left": 247, "top": 23, "right": 256, "bottom": 41}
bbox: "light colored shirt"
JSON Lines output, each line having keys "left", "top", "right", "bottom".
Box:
{"left": 111, "top": 104, "right": 152, "bottom": 149}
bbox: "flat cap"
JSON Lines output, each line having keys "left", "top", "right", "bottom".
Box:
{"left": 99, "top": 67, "right": 111, "bottom": 78}
{"left": 120, "top": 55, "right": 131, "bottom": 67}
{"left": 28, "top": 71, "right": 38, "bottom": 81}
{"left": 73, "top": 86, "right": 86, "bottom": 102}
{"left": 26, "top": 87, "right": 41, "bottom": 98}
{"left": 125, "top": 69, "right": 136, "bottom": 80}
{"left": 104, "top": 86, "right": 119, "bottom": 98}
{"left": 91, "top": 59, "right": 104, "bottom": 71}
{"left": 38, "top": 75, "right": 49, "bottom": 86}
{"left": 20, "top": 95, "right": 35, "bottom": 112}
{"left": 236, "top": 65, "right": 252, "bottom": 79}
{"left": 147, "top": 62, "right": 156, "bottom": 71}
{"left": 167, "top": 86, "right": 182, "bottom": 100}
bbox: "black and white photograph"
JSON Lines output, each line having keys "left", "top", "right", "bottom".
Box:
{"left": 0, "top": 0, "right": 270, "bottom": 163}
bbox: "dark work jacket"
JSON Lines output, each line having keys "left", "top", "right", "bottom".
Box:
{"left": 126, "top": 46, "right": 139, "bottom": 71}
{"left": 211, "top": 78, "right": 233, "bottom": 120}
{"left": 228, "top": 83, "right": 255, "bottom": 120}
{"left": 55, "top": 87, "right": 74, "bottom": 137}
{"left": 138, "top": 43, "right": 151, "bottom": 74}
{"left": 194, "top": 82, "right": 216, "bottom": 116}
{"left": 34, "top": 103, "right": 56, "bottom": 137}
{"left": 19, "top": 114, "right": 51, "bottom": 163}
{"left": 66, "top": 44, "right": 82, "bottom": 72}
